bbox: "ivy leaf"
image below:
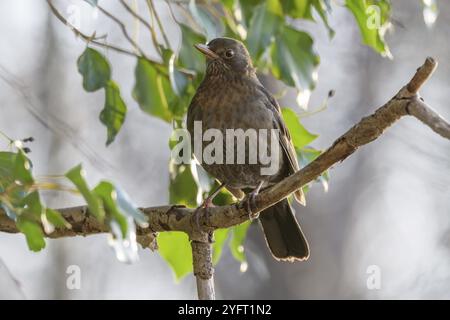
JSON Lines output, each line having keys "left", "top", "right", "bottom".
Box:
{"left": 133, "top": 58, "right": 173, "bottom": 122}
{"left": 281, "top": 108, "right": 318, "bottom": 149}
{"left": 20, "top": 191, "right": 43, "bottom": 219}
{"left": 46, "top": 208, "right": 71, "bottom": 229}
{"left": 246, "top": 0, "right": 283, "bottom": 60}
{"left": 297, "top": 147, "right": 329, "bottom": 193}
{"left": 238, "top": 0, "right": 266, "bottom": 27}
{"left": 169, "top": 163, "right": 199, "bottom": 208}
{"left": 158, "top": 231, "right": 193, "bottom": 281}
{"left": 77, "top": 47, "right": 111, "bottom": 92}
{"left": 14, "top": 151, "right": 33, "bottom": 185}
{"left": 178, "top": 24, "right": 206, "bottom": 73}
{"left": 16, "top": 218, "right": 45, "bottom": 252}
{"left": 271, "top": 26, "right": 320, "bottom": 96}
{"left": 212, "top": 228, "right": 230, "bottom": 264}
{"left": 282, "top": 0, "right": 334, "bottom": 37}
{"left": 65, "top": 165, "right": 105, "bottom": 222}
{"left": 188, "top": 0, "right": 224, "bottom": 40}
{"left": 345, "top": 0, "right": 391, "bottom": 57}
{"left": 101, "top": 81, "right": 127, "bottom": 146}
{"left": 229, "top": 220, "right": 251, "bottom": 263}
{"left": 115, "top": 185, "right": 148, "bottom": 228}
{"left": 93, "top": 181, "right": 128, "bottom": 238}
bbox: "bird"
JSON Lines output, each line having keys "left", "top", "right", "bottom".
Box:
{"left": 187, "top": 37, "right": 309, "bottom": 262}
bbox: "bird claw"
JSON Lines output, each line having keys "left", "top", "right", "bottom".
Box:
{"left": 193, "top": 198, "right": 215, "bottom": 231}
{"left": 246, "top": 192, "right": 259, "bottom": 220}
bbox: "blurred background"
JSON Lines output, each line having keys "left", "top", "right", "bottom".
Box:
{"left": 1, "top": 0, "right": 449, "bottom": 299}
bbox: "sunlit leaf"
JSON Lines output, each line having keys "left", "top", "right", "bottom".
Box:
{"left": 46, "top": 208, "right": 71, "bottom": 229}
{"left": 115, "top": 185, "right": 148, "bottom": 228}
{"left": 229, "top": 220, "right": 251, "bottom": 263}
{"left": 283, "top": 0, "right": 334, "bottom": 37}
{"left": 178, "top": 24, "right": 206, "bottom": 73}
{"left": 169, "top": 163, "right": 199, "bottom": 208}
{"left": 133, "top": 58, "right": 173, "bottom": 122}
{"left": 65, "top": 165, "right": 105, "bottom": 222}
{"left": 93, "top": 181, "right": 128, "bottom": 237}
{"left": 212, "top": 228, "right": 230, "bottom": 264}
{"left": 189, "top": 0, "right": 224, "bottom": 40}
{"left": 77, "top": 47, "right": 111, "bottom": 92}
{"left": 345, "top": 0, "right": 391, "bottom": 57}
{"left": 16, "top": 218, "right": 45, "bottom": 252}
{"left": 281, "top": 108, "right": 317, "bottom": 149}
{"left": 20, "top": 191, "right": 43, "bottom": 219}
{"left": 13, "top": 151, "right": 33, "bottom": 185}
{"left": 101, "top": 81, "right": 127, "bottom": 145}
{"left": 271, "top": 26, "right": 320, "bottom": 94}
{"left": 246, "top": 0, "right": 283, "bottom": 60}
{"left": 158, "top": 231, "right": 193, "bottom": 280}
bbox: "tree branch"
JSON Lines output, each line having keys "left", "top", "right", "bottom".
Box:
{"left": 1, "top": 57, "right": 448, "bottom": 300}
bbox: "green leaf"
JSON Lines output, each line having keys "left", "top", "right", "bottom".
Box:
{"left": 297, "top": 147, "right": 329, "bottom": 193}
{"left": 178, "top": 24, "right": 206, "bottom": 73}
{"left": 282, "top": 0, "right": 334, "bottom": 36}
{"left": 238, "top": 0, "right": 266, "bottom": 26}
{"left": 93, "top": 181, "right": 128, "bottom": 238}
{"left": 65, "top": 165, "right": 105, "bottom": 222}
{"left": 16, "top": 218, "right": 45, "bottom": 252}
{"left": 188, "top": 0, "right": 224, "bottom": 40}
{"left": 158, "top": 231, "right": 193, "bottom": 280}
{"left": 271, "top": 26, "right": 320, "bottom": 93}
{"left": 115, "top": 185, "right": 148, "bottom": 227}
{"left": 246, "top": 0, "right": 283, "bottom": 60}
{"left": 281, "top": 108, "right": 317, "bottom": 148}
{"left": 46, "top": 208, "right": 71, "bottom": 229}
{"left": 345, "top": 0, "right": 391, "bottom": 57}
{"left": 101, "top": 81, "right": 127, "bottom": 145}
{"left": 133, "top": 58, "right": 173, "bottom": 122}
{"left": 229, "top": 220, "right": 251, "bottom": 263}
{"left": 77, "top": 47, "right": 111, "bottom": 92}
{"left": 212, "top": 228, "right": 230, "bottom": 264}
{"left": 20, "top": 191, "right": 43, "bottom": 219}
{"left": 169, "top": 163, "right": 199, "bottom": 208}
{"left": 14, "top": 151, "right": 33, "bottom": 185}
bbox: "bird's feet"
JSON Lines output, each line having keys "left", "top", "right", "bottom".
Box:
{"left": 192, "top": 197, "right": 216, "bottom": 231}
{"left": 246, "top": 191, "right": 259, "bottom": 220}
{"left": 245, "top": 181, "right": 265, "bottom": 220}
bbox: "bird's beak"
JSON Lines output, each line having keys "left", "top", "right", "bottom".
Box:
{"left": 194, "top": 43, "right": 219, "bottom": 60}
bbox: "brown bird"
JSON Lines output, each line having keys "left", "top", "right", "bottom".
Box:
{"left": 187, "top": 37, "right": 309, "bottom": 262}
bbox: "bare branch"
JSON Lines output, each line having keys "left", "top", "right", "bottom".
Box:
{"left": 146, "top": 0, "right": 171, "bottom": 49}
{"left": 119, "top": 0, "right": 162, "bottom": 56}
{"left": 46, "top": 0, "right": 140, "bottom": 58}
{"left": 96, "top": 4, "right": 149, "bottom": 59}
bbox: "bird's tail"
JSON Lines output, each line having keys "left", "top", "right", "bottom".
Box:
{"left": 259, "top": 199, "right": 309, "bottom": 262}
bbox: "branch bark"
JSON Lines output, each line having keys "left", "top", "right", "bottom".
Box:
{"left": 1, "top": 57, "right": 448, "bottom": 300}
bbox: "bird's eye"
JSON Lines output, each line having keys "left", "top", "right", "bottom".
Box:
{"left": 224, "top": 49, "right": 235, "bottom": 59}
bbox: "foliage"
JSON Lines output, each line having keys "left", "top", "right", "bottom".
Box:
{"left": 1, "top": 0, "right": 412, "bottom": 279}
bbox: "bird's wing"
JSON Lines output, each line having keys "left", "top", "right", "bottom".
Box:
{"left": 258, "top": 85, "right": 306, "bottom": 205}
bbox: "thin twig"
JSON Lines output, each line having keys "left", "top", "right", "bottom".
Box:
{"left": 120, "top": 0, "right": 162, "bottom": 56}
{"left": 146, "top": 0, "right": 171, "bottom": 49}
{"left": 96, "top": 4, "right": 149, "bottom": 59}
{"left": 46, "top": 0, "right": 140, "bottom": 58}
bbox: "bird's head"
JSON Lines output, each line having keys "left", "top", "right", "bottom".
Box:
{"left": 194, "top": 37, "right": 255, "bottom": 78}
